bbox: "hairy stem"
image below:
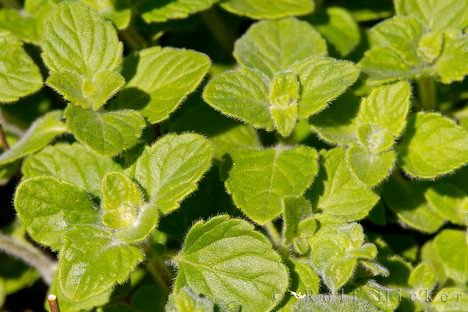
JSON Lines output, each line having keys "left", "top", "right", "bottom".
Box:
{"left": 263, "top": 222, "right": 282, "bottom": 247}
{"left": 146, "top": 258, "right": 172, "bottom": 294}
{"left": 0, "top": 233, "right": 56, "bottom": 285}
{"left": 0, "top": 123, "right": 10, "bottom": 150}
{"left": 201, "top": 8, "right": 236, "bottom": 56}
{"left": 417, "top": 76, "right": 437, "bottom": 111}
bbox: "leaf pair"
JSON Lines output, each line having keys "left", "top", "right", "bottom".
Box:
{"left": 204, "top": 17, "right": 360, "bottom": 138}
{"left": 42, "top": 2, "right": 211, "bottom": 156}
{"left": 311, "top": 81, "right": 468, "bottom": 183}
{"left": 360, "top": 0, "right": 468, "bottom": 83}
{"left": 15, "top": 133, "right": 214, "bottom": 302}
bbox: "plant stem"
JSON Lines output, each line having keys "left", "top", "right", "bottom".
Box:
{"left": 0, "top": 123, "right": 9, "bottom": 150}
{"left": 146, "top": 258, "right": 172, "bottom": 294}
{"left": 417, "top": 76, "right": 437, "bottom": 111}
{"left": 0, "top": 233, "right": 56, "bottom": 285}
{"left": 263, "top": 222, "right": 282, "bottom": 247}
{"left": 120, "top": 25, "right": 147, "bottom": 51}
{"left": 201, "top": 8, "right": 235, "bottom": 56}
{"left": 48, "top": 294, "right": 61, "bottom": 312}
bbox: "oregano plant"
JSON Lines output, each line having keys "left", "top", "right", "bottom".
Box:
{"left": 0, "top": 0, "right": 467, "bottom": 311}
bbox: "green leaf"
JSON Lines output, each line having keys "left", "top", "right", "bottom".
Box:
{"left": 166, "top": 287, "right": 214, "bottom": 312}
{"left": 134, "top": 133, "right": 213, "bottom": 214}
{"left": 291, "top": 57, "right": 360, "bottom": 119}
{"left": 425, "top": 183, "right": 468, "bottom": 225}
{"left": 224, "top": 146, "right": 318, "bottom": 224}
{"left": 309, "top": 93, "right": 360, "bottom": 145}
{"left": 14, "top": 176, "right": 98, "bottom": 250}
{"left": 357, "top": 81, "right": 411, "bottom": 138}
{"left": 140, "top": 0, "right": 220, "bottom": 23}
{"left": 101, "top": 172, "right": 144, "bottom": 229}
{"left": 175, "top": 215, "right": 289, "bottom": 311}
{"left": 356, "top": 124, "right": 395, "bottom": 153}
{"left": 0, "top": 31, "right": 43, "bottom": 103}
{"left": 432, "top": 288, "right": 468, "bottom": 312}
{"left": 281, "top": 259, "right": 320, "bottom": 310}
{"left": 308, "top": 223, "right": 375, "bottom": 292}
{"left": 294, "top": 295, "right": 380, "bottom": 312}
{"left": 233, "top": 18, "right": 327, "bottom": 78}
{"left": 42, "top": 1, "right": 124, "bottom": 110}
{"left": 309, "top": 148, "right": 379, "bottom": 221}
{"left": 433, "top": 229, "right": 468, "bottom": 285}
{"left": 435, "top": 30, "right": 468, "bottom": 84}
{"left": 47, "top": 70, "right": 125, "bottom": 111}
{"left": 0, "top": 0, "right": 54, "bottom": 44}
{"left": 309, "top": 7, "right": 361, "bottom": 56}
{"left": 398, "top": 113, "right": 468, "bottom": 179}
{"left": 394, "top": 0, "right": 468, "bottom": 31}
{"left": 408, "top": 263, "right": 436, "bottom": 290}
{"left": 0, "top": 111, "right": 66, "bottom": 166}
{"left": 80, "top": 0, "right": 132, "bottom": 29}
{"left": 282, "top": 196, "right": 312, "bottom": 245}
{"left": 58, "top": 225, "right": 143, "bottom": 302}
{"left": 65, "top": 105, "right": 146, "bottom": 157}
{"left": 22, "top": 143, "right": 122, "bottom": 196}
{"left": 358, "top": 16, "right": 427, "bottom": 83}
{"left": 101, "top": 172, "right": 159, "bottom": 243}
{"left": 220, "top": 0, "right": 313, "bottom": 20}
{"left": 203, "top": 67, "right": 273, "bottom": 131}
{"left": 350, "top": 281, "right": 399, "bottom": 312}
{"left": 269, "top": 72, "right": 300, "bottom": 137}
{"left": 382, "top": 174, "right": 446, "bottom": 233}
{"left": 346, "top": 144, "right": 396, "bottom": 187}
{"left": 113, "top": 47, "right": 211, "bottom": 123}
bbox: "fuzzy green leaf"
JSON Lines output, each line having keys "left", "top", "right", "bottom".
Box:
{"left": 309, "top": 148, "right": 379, "bottom": 221}
{"left": 101, "top": 172, "right": 144, "bottom": 229}
{"left": 346, "top": 144, "right": 396, "bottom": 187}
{"left": 42, "top": 1, "right": 124, "bottom": 110}
{"left": 114, "top": 47, "right": 211, "bottom": 123}
{"left": 166, "top": 287, "right": 214, "bottom": 312}
{"left": 65, "top": 105, "right": 146, "bottom": 157}
{"left": 294, "top": 295, "right": 380, "bottom": 312}
{"left": 14, "top": 176, "right": 98, "bottom": 250}
{"left": 291, "top": 57, "right": 360, "bottom": 118}
{"left": 203, "top": 67, "right": 272, "bottom": 131}
{"left": 269, "top": 72, "right": 300, "bottom": 137}
{"left": 398, "top": 113, "right": 468, "bottom": 179}
{"left": 394, "top": 0, "right": 468, "bottom": 31}
{"left": 408, "top": 263, "right": 436, "bottom": 290}
{"left": 282, "top": 196, "right": 312, "bottom": 245}
{"left": 58, "top": 225, "right": 143, "bottom": 302}
{"left": 80, "top": 0, "right": 132, "bottom": 29}
{"left": 224, "top": 146, "right": 318, "bottom": 224}
{"left": 176, "top": 216, "right": 289, "bottom": 311}
{"left": 101, "top": 172, "right": 159, "bottom": 243}
{"left": 134, "top": 133, "right": 213, "bottom": 214}
{"left": 0, "top": 111, "right": 66, "bottom": 166}
{"left": 233, "top": 18, "right": 327, "bottom": 78}
{"left": 435, "top": 30, "right": 468, "bottom": 84}
{"left": 433, "top": 230, "right": 468, "bottom": 285}
{"left": 359, "top": 16, "right": 427, "bottom": 83}
{"left": 310, "top": 7, "right": 361, "bottom": 56}
{"left": 0, "top": 31, "right": 43, "bottom": 103}
{"left": 383, "top": 174, "right": 446, "bottom": 233}
{"left": 140, "top": 0, "right": 220, "bottom": 23}
{"left": 357, "top": 81, "right": 411, "bottom": 138}
{"left": 220, "top": 0, "right": 313, "bottom": 20}
{"left": 308, "top": 223, "right": 376, "bottom": 292}
{"left": 22, "top": 143, "right": 122, "bottom": 196}
{"left": 432, "top": 288, "right": 468, "bottom": 311}
{"left": 425, "top": 184, "right": 468, "bottom": 225}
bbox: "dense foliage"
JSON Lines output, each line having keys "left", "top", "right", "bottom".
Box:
{"left": 0, "top": 0, "right": 467, "bottom": 311}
